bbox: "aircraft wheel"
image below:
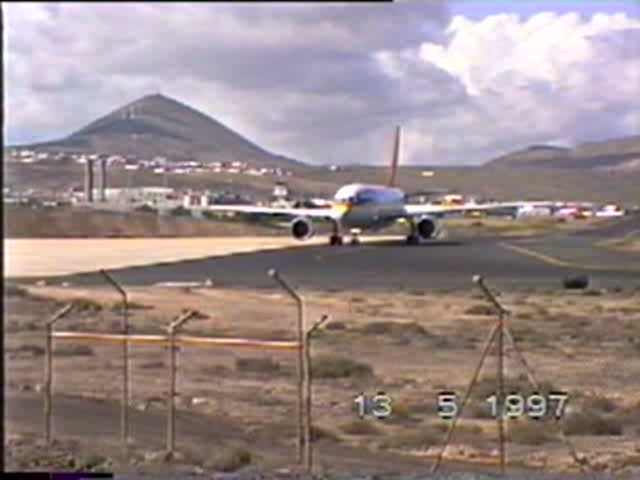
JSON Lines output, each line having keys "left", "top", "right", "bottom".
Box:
{"left": 350, "top": 235, "right": 360, "bottom": 246}
{"left": 329, "top": 235, "right": 343, "bottom": 246}
{"left": 405, "top": 234, "right": 420, "bottom": 245}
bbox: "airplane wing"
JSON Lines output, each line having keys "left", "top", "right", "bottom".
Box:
{"left": 404, "top": 188, "right": 451, "bottom": 198}
{"left": 204, "top": 204, "right": 339, "bottom": 219}
{"left": 403, "top": 201, "right": 549, "bottom": 217}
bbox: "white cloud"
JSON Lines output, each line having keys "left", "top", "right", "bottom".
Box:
{"left": 4, "top": 4, "right": 640, "bottom": 165}
{"left": 404, "top": 11, "right": 640, "bottom": 161}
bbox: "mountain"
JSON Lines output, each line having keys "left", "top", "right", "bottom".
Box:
{"left": 12, "top": 94, "right": 304, "bottom": 168}
{"left": 486, "top": 135, "right": 640, "bottom": 170}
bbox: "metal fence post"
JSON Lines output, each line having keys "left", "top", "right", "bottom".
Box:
{"left": 44, "top": 303, "right": 74, "bottom": 444}
{"left": 473, "top": 275, "right": 509, "bottom": 475}
{"left": 431, "top": 322, "right": 499, "bottom": 474}
{"left": 304, "top": 314, "right": 329, "bottom": 472}
{"left": 166, "top": 310, "right": 196, "bottom": 456}
{"left": 268, "top": 268, "right": 305, "bottom": 467}
{"left": 100, "top": 269, "right": 130, "bottom": 457}
{"left": 432, "top": 275, "right": 510, "bottom": 475}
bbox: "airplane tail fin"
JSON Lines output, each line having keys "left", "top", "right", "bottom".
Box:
{"left": 388, "top": 125, "right": 401, "bottom": 187}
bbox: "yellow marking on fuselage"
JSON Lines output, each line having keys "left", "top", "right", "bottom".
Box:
{"left": 331, "top": 203, "right": 352, "bottom": 215}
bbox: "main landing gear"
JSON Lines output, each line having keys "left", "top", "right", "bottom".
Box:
{"left": 405, "top": 233, "right": 420, "bottom": 245}
{"left": 329, "top": 234, "right": 343, "bottom": 246}
{"left": 405, "top": 220, "right": 420, "bottom": 245}
{"left": 328, "top": 222, "right": 359, "bottom": 246}
{"left": 329, "top": 234, "right": 360, "bottom": 246}
{"left": 329, "top": 220, "right": 343, "bottom": 246}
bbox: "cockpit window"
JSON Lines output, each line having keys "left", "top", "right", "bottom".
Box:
{"left": 354, "top": 189, "right": 377, "bottom": 205}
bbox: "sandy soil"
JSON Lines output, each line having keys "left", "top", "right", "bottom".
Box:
{"left": 619, "top": 240, "right": 640, "bottom": 253}
{"left": 4, "top": 235, "right": 401, "bottom": 278}
{"left": 4, "top": 237, "right": 332, "bottom": 278}
{"left": 5, "top": 284, "right": 640, "bottom": 476}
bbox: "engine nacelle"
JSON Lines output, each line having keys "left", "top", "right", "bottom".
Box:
{"left": 416, "top": 215, "right": 440, "bottom": 239}
{"left": 291, "top": 217, "right": 314, "bottom": 241}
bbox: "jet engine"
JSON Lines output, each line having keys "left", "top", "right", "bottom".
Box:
{"left": 291, "top": 217, "right": 314, "bottom": 240}
{"left": 416, "top": 215, "right": 440, "bottom": 239}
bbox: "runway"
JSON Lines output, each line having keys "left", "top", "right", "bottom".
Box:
{"left": 507, "top": 213, "right": 640, "bottom": 272}
{"left": 26, "top": 232, "right": 639, "bottom": 293}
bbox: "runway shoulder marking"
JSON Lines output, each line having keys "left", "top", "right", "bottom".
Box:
{"left": 500, "top": 242, "right": 573, "bottom": 268}
{"left": 500, "top": 242, "right": 640, "bottom": 273}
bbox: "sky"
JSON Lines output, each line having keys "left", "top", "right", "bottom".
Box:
{"left": 450, "top": 1, "right": 639, "bottom": 19}
{"left": 4, "top": 1, "right": 640, "bottom": 165}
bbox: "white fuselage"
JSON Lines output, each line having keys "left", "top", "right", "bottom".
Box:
{"left": 332, "top": 183, "right": 406, "bottom": 230}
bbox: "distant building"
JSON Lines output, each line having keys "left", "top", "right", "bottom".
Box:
{"left": 199, "top": 192, "right": 223, "bottom": 207}
{"left": 272, "top": 182, "right": 289, "bottom": 199}
{"left": 139, "top": 187, "right": 174, "bottom": 195}
{"left": 183, "top": 193, "right": 201, "bottom": 208}
{"left": 442, "top": 194, "right": 464, "bottom": 205}
{"left": 107, "top": 155, "right": 126, "bottom": 165}
{"left": 596, "top": 204, "right": 625, "bottom": 217}
{"left": 516, "top": 205, "right": 553, "bottom": 218}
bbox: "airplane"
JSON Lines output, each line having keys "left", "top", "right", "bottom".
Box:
{"left": 204, "top": 126, "right": 545, "bottom": 246}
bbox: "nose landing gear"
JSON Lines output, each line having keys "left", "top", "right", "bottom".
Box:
{"left": 329, "top": 220, "right": 344, "bottom": 246}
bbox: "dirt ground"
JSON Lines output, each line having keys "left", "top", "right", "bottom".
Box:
{"left": 443, "top": 216, "right": 607, "bottom": 237}
{"left": 5, "top": 283, "right": 640, "bottom": 476}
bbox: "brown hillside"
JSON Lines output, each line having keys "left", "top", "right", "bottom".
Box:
{"left": 4, "top": 206, "right": 287, "bottom": 238}
{"left": 487, "top": 136, "right": 640, "bottom": 170}
{"left": 12, "top": 94, "right": 302, "bottom": 168}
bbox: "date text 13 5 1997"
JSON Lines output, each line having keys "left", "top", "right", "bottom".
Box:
{"left": 437, "top": 391, "right": 569, "bottom": 419}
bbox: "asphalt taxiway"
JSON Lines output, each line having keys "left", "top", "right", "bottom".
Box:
{"left": 25, "top": 217, "right": 639, "bottom": 293}
{"left": 504, "top": 213, "right": 639, "bottom": 270}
